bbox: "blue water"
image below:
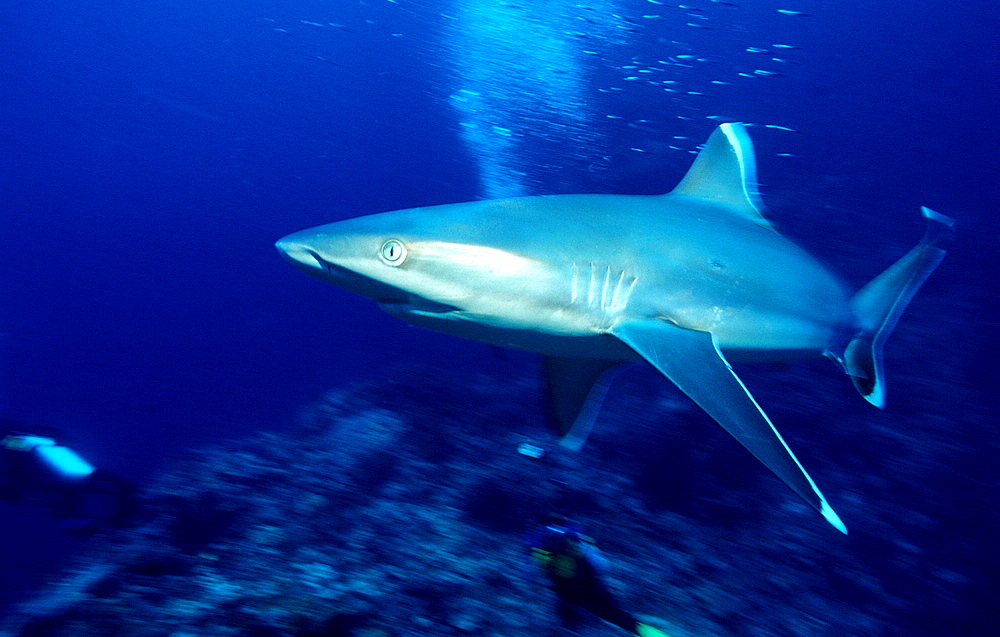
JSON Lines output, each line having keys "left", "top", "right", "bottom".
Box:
{"left": 1, "top": 0, "right": 996, "bottom": 626}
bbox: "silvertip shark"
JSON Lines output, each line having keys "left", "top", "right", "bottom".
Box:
{"left": 277, "top": 123, "right": 953, "bottom": 533}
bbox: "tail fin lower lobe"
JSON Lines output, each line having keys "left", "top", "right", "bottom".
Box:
{"left": 844, "top": 207, "right": 954, "bottom": 407}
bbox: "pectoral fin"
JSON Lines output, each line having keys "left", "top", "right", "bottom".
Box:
{"left": 544, "top": 356, "right": 622, "bottom": 451}
{"left": 611, "top": 320, "right": 847, "bottom": 533}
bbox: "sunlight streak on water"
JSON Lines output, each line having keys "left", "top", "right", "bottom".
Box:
{"left": 442, "top": 0, "right": 627, "bottom": 198}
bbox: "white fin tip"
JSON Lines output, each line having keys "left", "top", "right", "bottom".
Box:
{"left": 821, "top": 500, "right": 848, "bottom": 534}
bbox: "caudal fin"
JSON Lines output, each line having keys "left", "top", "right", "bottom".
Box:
{"left": 844, "top": 207, "right": 954, "bottom": 407}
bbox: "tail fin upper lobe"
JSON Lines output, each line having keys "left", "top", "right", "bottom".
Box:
{"left": 843, "top": 207, "right": 955, "bottom": 407}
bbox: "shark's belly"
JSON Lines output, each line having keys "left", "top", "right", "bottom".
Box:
{"left": 388, "top": 307, "right": 638, "bottom": 359}
{"left": 712, "top": 319, "right": 842, "bottom": 362}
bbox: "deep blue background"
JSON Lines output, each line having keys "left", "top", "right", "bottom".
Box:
{"left": 1, "top": 0, "right": 996, "bottom": 621}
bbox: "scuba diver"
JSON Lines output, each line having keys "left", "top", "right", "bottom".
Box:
{"left": 0, "top": 427, "right": 136, "bottom": 534}
{"left": 528, "top": 514, "right": 672, "bottom": 637}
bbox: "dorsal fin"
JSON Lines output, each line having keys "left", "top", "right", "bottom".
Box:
{"left": 670, "top": 122, "right": 771, "bottom": 229}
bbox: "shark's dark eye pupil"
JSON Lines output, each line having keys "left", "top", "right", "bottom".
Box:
{"left": 380, "top": 239, "right": 406, "bottom": 266}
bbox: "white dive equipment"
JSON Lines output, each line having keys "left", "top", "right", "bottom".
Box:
{"left": 2, "top": 434, "right": 96, "bottom": 480}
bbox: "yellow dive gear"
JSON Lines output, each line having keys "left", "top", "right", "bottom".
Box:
{"left": 636, "top": 622, "right": 671, "bottom": 637}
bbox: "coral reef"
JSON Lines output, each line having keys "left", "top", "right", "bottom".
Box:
{"left": 0, "top": 365, "right": 990, "bottom": 636}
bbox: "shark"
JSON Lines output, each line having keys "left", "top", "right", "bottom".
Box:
{"left": 276, "top": 123, "right": 953, "bottom": 533}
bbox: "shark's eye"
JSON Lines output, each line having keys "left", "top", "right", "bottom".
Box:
{"left": 379, "top": 239, "right": 407, "bottom": 266}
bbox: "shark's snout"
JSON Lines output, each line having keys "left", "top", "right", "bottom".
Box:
{"left": 276, "top": 232, "right": 411, "bottom": 303}
{"left": 275, "top": 237, "right": 328, "bottom": 273}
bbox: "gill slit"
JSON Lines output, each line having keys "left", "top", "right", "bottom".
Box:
{"left": 571, "top": 262, "right": 638, "bottom": 312}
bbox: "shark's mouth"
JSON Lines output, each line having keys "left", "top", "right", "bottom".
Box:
{"left": 376, "top": 296, "right": 461, "bottom": 317}
{"left": 289, "top": 248, "right": 461, "bottom": 317}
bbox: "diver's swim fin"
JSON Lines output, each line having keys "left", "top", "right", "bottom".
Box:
{"left": 636, "top": 622, "right": 672, "bottom": 637}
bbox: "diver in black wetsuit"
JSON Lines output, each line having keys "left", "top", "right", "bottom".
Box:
{"left": 0, "top": 428, "right": 135, "bottom": 533}
{"left": 528, "top": 514, "right": 671, "bottom": 636}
